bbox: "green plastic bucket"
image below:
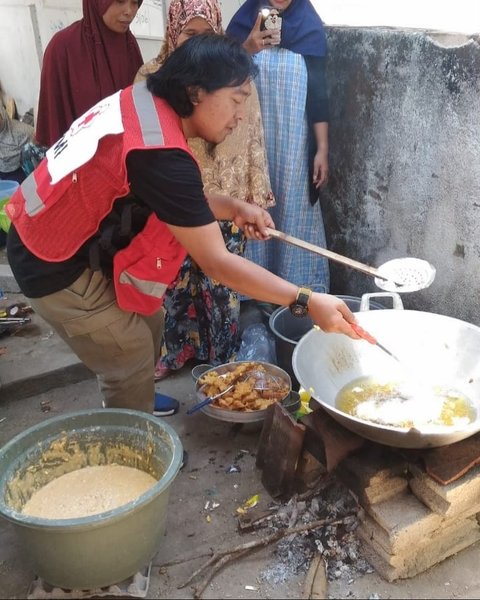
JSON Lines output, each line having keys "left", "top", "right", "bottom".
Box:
{"left": 0, "top": 409, "right": 183, "bottom": 589}
{"left": 0, "top": 180, "right": 19, "bottom": 232}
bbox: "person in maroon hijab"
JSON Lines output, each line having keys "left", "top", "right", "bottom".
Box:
{"left": 35, "top": 0, "right": 143, "bottom": 148}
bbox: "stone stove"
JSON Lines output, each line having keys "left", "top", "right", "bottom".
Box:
{"left": 258, "top": 403, "right": 480, "bottom": 582}
{"left": 337, "top": 446, "right": 480, "bottom": 581}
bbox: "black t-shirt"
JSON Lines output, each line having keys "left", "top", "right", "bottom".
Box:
{"left": 7, "top": 148, "right": 215, "bottom": 298}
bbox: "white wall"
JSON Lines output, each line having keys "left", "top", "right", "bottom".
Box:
{"left": 1, "top": 1, "right": 41, "bottom": 115}
{"left": 314, "top": 0, "right": 480, "bottom": 34}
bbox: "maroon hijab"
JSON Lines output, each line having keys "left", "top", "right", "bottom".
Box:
{"left": 36, "top": 0, "right": 144, "bottom": 147}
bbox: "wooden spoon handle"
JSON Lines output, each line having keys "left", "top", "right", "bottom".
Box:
{"left": 265, "top": 227, "right": 390, "bottom": 282}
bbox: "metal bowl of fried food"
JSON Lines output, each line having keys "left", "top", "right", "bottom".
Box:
{"left": 194, "top": 361, "right": 293, "bottom": 423}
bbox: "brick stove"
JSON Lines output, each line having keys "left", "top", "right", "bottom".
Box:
{"left": 257, "top": 403, "right": 480, "bottom": 582}
{"left": 340, "top": 447, "right": 480, "bottom": 581}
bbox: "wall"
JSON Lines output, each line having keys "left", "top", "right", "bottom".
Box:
{"left": 323, "top": 27, "right": 480, "bottom": 324}
{"left": 0, "top": 0, "right": 44, "bottom": 114}
{"left": 314, "top": 0, "right": 480, "bottom": 33}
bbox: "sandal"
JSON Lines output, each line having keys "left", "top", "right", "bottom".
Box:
{"left": 154, "top": 364, "right": 172, "bottom": 382}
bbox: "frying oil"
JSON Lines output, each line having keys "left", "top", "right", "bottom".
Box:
{"left": 336, "top": 376, "right": 475, "bottom": 428}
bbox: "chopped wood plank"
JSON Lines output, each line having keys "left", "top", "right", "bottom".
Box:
{"left": 301, "top": 407, "right": 365, "bottom": 472}
{"left": 302, "top": 555, "right": 328, "bottom": 599}
{"left": 422, "top": 433, "right": 480, "bottom": 485}
{"left": 256, "top": 402, "right": 305, "bottom": 498}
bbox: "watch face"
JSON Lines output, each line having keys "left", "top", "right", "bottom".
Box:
{"left": 291, "top": 303, "right": 308, "bottom": 318}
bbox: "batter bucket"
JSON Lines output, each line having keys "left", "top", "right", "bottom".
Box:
{"left": 0, "top": 409, "right": 183, "bottom": 589}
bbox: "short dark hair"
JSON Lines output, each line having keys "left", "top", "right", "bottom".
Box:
{"left": 147, "top": 33, "right": 258, "bottom": 117}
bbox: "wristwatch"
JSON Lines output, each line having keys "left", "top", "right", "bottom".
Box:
{"left": 289, "top": 287, "right": 312, "bottom": 318}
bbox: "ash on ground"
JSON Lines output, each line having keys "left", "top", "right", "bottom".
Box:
{"left": 260, "top": 479, "right": 373, "bottom": 585}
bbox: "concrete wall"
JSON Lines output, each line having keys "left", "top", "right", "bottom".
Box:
{"left": 323, "top": 27, "right": 480, "bottom": 325}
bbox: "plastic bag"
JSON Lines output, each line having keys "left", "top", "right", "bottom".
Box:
{"left": 235, "top": 323, "right": 277, "bottom": 363}
{"left": 21, "top": 141, "right": 47, "bottom": 177}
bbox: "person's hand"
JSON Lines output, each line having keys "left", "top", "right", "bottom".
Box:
{"left": 232, "top": 202, "right": 275, "bottom": 240}
{"left": 313, "top": 150, "right": 329, "bottom": 188}
{"left": 308, "top": 293, "right": 363, "bottom": 339}
{"left": 243, "top": 12, "right": 281, "bottom": 55}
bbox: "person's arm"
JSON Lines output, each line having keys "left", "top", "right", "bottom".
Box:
{"left": 242, "top": 12, "right": 281, "bottom": 55}
{"left": 305, "top": 56, "right": 330, "bottom": 188}
{"left": 312, "top": 122, "right": 329, "bottom": 188}
{"left": 205, "top": 193, "right": 273, "bottom": 240}
{"left": 127, "top": 148, "right": 273, "bottom": 240}
{"left": 167, "top": 221, "right": 360, "bottom": 338}
{"left": 126, "top": 148, "right": 360, "bottom": 337}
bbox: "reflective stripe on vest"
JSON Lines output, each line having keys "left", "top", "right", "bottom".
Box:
{"left": 118, "top": 269, "right": 168, "bottom": 299}
{"left": 23, "top": 172, "right": 44, "bottom": 217}
{"left": 132, "top": 82, "right": 165, "bottom": 147}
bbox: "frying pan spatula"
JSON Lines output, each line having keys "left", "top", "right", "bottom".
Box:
{"left": 187, "top": 384, "right": 235, "bottom": 415}
{"left": 265, "top": 228, "right": 436, "bottom": 293}
{"left": 351, "top": 323, "right": 400, "bottom": 363}
{"left": 350, "top": 324, "right": 433, "bottom": 394}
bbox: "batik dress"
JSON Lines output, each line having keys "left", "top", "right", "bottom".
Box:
{"left": 159, "top": 86, "right": 275, "bottom": 370}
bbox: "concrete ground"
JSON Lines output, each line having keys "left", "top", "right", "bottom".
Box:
{"left": 0, "top": 262, "right": 480, "bottom": 599}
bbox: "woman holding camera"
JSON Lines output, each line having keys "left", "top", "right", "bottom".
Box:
{"left": 227, "top": 0, "right": 331, "bottom": 305}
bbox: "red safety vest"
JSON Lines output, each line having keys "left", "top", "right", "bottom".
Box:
{"left": 7, "top": 83, "right": 197, "bottom": 316}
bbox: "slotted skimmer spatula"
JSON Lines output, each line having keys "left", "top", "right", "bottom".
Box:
{"left": 266, "top": 228, "right": 435, "bottom": 293}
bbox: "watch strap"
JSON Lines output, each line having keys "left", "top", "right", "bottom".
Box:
{"left": 296, "top": 287, "right": 312, "bottom": 307}
{"left": 289, "top": 287, "right": 312, "bottom": 317}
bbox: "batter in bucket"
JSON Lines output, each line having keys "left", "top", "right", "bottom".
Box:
{"left": 22, "top": 465, "right": 157, "bottom": 519}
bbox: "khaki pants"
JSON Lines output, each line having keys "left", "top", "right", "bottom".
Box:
{"left": 29, "top": 269, "right": 164, "bottom": 413}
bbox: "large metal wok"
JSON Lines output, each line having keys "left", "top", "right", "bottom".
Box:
{"left": 292, "top": 297, "right": 480, "bottom": 448}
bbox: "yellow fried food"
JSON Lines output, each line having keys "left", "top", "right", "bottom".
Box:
{"left": 198, "top": 362, "right": 290, "bottom": 412}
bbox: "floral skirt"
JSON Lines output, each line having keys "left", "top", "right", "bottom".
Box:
{"left": 159, "top": 221, "right": 246, "bottom": 370}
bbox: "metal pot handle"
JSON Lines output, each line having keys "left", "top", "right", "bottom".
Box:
{"left": 360, "top": 292, "right": 404, "bottom": 311}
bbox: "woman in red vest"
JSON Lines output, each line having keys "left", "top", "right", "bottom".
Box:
{"left": 7, "top": 34, "right": 361, "bottom": 416}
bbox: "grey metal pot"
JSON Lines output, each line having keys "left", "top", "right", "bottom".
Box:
{"left": 0, "top": 409, "right": 183, "bottom": 589}
{"left": 292, "top": 297, "right": 480, "bottom": 448}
